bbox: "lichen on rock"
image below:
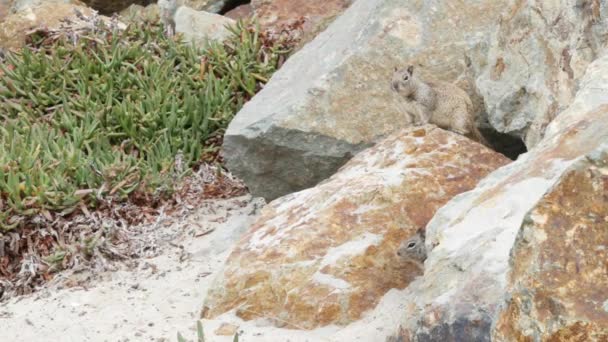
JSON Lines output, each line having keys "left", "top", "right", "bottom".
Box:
{"left": 204, "top": 125, "right": 509, "bottom": 329}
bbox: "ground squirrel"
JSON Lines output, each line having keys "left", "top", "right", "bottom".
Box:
{"left": 396, "top": 228, "right": 427, "bottom": 270}
{"left": 391, "top": 65, "right": 489, "bottom": 146}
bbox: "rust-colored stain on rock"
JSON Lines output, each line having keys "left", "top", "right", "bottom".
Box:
{"left": 493, "top": 149, "right": 608, "bottom": 340}
{"left": 547, "top": 322, "right": 608, "bottom": 342}
{"left": 411, "top": 128, "right": 427, "bottom": 137}
{"left": 203, "top": 126, "right": 509, "bottom": 329}
{"left": 492, "top": 57, "right": 506, "bottom": 80}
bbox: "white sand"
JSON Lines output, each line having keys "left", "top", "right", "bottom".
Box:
{"left": 0, "top": 195, "right": 409, "bottom": 342}
{"left": 0, "top": 196, "right": 264, "bottom": 342}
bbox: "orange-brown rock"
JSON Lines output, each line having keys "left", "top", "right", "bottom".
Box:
{"left": 493, "top": 148, "right": 608, "bottom": 341}
{"left": 251, "top": 0, "right": 352, "bottom": 45}
{"left": 203, "top": 125, "right": 509, "bottom": 329}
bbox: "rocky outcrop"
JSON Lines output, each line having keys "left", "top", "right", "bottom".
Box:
{"left": 203, "top": 125, "right": 509, "bottom": 329}
{"left": 174, "top": 6, "right": 234, "bottom": 46}
{"left": 223, "top": 0, "right": 510, "bottom": 201}
{"left": 476, "top": 0, "right": 608, "bottom": 148}
{"left": 389, "top": 52, "right": 608, "bottom": 342}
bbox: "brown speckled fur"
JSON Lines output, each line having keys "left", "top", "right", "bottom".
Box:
{"left": 392, "top": 65, "right": 489, "bottom": 146}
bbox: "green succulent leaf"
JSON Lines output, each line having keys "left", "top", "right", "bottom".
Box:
{"left": 0, "top": 19, "right": 294, "bottom": 231}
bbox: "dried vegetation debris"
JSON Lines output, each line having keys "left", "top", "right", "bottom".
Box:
{"left": 0, "top": 163, "right": 247, "bottom": 300}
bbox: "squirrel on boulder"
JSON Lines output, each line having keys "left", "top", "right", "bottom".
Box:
{"left": 391, "top": 65, "right": 489, "bottom": 146}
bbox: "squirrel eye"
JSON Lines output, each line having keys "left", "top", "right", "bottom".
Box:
{"left": 407, "top": 242, "right": 416, "bottom": 248}
{"left": 403, "top": 75, "right": 409, "bottom": 81}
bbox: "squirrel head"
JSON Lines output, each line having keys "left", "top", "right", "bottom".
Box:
{"left": 396, "top": 227, "right": 427, "bottom": 263}
{"left": 391, "top": 65, "right": 416, "bottom": 96}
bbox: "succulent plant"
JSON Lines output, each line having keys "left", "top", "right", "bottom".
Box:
{"left": 0, "top": 19, "right": 293, "bottom": 231}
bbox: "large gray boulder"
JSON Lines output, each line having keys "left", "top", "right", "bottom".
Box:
{"left": 222, "top": 0, "right": 510, "bottom": 201}
{"left": 476, "top": 0, "right": 608, "bottom": 148}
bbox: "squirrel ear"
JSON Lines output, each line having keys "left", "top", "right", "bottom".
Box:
{"left": 417, "top": 227, "right": 425, "bottom": 238}
{"left": 394, "top": 66, "right": 398, "bottom": 72}
{"left": 407, "top": 65, "right": 414, "bottom": 75}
